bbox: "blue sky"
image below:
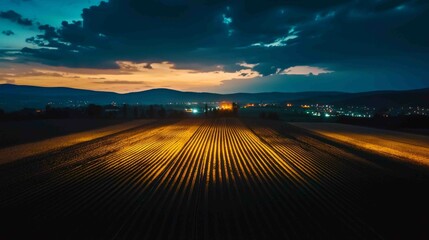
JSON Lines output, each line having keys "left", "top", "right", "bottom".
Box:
{"left": 0, "top": 0, "right": 102, "bottom": 25}
{"left": 0, "top": 0, "right": 102, "bottom": 48}
{"left": 0, "top": 0, "right": 428, "bottom": 93}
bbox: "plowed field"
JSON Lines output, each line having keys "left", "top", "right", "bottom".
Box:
{"left": 1, "top": 118, "right": 428, "bottom": 239}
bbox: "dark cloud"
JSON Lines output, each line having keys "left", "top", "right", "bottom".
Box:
{"left": 2, "top": 30, "right": 15, "bottom": 36}
{"left": 25, "top": 21, "right": 111, "bottom": 51}
{"left": 0, "top": 10, "right": 33, "bottom": 26}
{"left": 16, "top": 0, "right": 429, "bottom": 85}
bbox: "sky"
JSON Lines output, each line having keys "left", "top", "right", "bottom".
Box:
{"left": 0, "top": 0, "right": 428, "bottom": 93}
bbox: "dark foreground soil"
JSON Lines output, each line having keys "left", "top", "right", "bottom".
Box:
{"left": 1, "top": 118, "right": 428, "bottom": 239}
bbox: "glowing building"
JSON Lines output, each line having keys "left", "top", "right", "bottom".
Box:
{"left": 219, "top": 101, "right": 233, "bottom": 111}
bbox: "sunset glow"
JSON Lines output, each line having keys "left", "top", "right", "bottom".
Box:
{"left": 0, "top": 61, "right": 262, "bottom": 93}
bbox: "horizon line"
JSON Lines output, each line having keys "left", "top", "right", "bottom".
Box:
{"left": 1, "top": 83, "right": 428, "bottom": 95}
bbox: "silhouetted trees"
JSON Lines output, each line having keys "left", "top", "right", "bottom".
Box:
{"left": 133, "top": 106, "right": 139, "bottom": 119}
{"left": 122, "top": 104, "right": 128, "bottom": 118}
{"left": 44, "top": 105, "right": 71, "bottom": 119}
{"left": 233, "top": 103, "right": 239, "bottom": 115}
{"left": 259, "top": 111, "right": 280, "bottom": 120}
{"left": 146, "top": 105, "right": 155, "bottom": 118}
{"left": 87, "top": 104, "right": 103, "bottom": 118}
{"left": 158, "top": 107, "right": 166, "bottom": 118}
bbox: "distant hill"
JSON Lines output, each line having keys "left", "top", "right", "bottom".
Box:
{"left": 0, "top": 84, "right": 120, "bottom": 112}
{"left": 0, "top": 84, "right": 428, "bottom": 111}
{"left": 124, "top": 88, "right": 344, "bottom": 104}
{"left": 292, "top": 88, "right": 429, "bottom": 108}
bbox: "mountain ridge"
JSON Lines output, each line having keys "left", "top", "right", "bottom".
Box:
{"left": 1, "top": 84, "right": 428, "bottom": 112}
